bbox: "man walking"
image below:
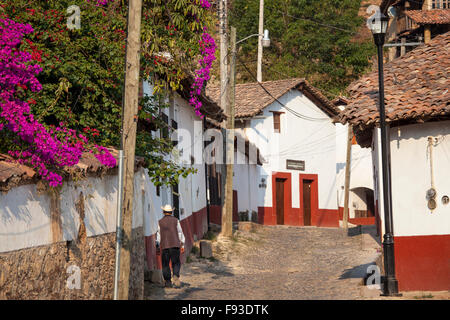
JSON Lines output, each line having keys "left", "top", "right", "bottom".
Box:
{"left": 156, "top": 204, "right": 185, "bottom": 288}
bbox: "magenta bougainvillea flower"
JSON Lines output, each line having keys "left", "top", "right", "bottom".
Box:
{"left": 189, "top": 0, "right": 216, "bottom": 119}
{"left": 0, "top": 18, "right": 116, "bottom": 187}
{"left": 87, "top": 0, "right": 113, "bottom": 6}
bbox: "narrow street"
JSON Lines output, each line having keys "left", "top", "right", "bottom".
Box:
{"left": 145, "top": 225, "right": 382, "bottom": 300}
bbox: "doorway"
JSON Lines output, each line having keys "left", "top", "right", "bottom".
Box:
{"left": 302, "top": 180, "right": 313, "bottom": 226}
{"left": 275, "top": 178, "right": 286, "bottom": 225}
{"left": 299, "top": 174, "right": 318, "bottom": 227}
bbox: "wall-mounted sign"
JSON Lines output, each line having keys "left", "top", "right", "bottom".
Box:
{"left": 286, "top": 159, "right": 305, "bottom": 171}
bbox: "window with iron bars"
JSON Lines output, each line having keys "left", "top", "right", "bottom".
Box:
{"left": 432, "top": 0, "right": 449, "bottom": 9}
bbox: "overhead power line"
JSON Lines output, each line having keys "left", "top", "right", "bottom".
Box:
{"left": 276, "top": 10, "right": 358, "bottom": 35}
{"left": 235, "top": 54, "right": 330, "bottom": 122}
{"left": 261, "top": 61, "right": 341, "bottom": 99}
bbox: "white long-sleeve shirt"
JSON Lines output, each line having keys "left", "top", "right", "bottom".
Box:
{"left": 156, "top": 218, "right": 185, "bottom": 246}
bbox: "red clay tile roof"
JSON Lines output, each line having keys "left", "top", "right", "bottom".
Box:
{"left": 405, "top": 9, "right": 450, "bottom": 25}
{"left": 206, "top": 78, "right": 338, "bottom": 119}
{"left": 338, "top": 31, "right": 450, "bottom": 135}
{"left": 0, "top": 148, "right": 146, "bottom": 192}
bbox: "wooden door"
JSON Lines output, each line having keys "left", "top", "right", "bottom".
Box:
{"left": 172, "top": 183, "right": 180, "bottom": 219}
{"left": 275, "top": 178, "right": 285, "bottom": 225}
{"left": 303, "top": 180, "right": 313, "bottom": 226}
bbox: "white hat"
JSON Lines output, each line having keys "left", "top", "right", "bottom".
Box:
{"left": 161, "top": 204, "right": 175, "bottom": 213}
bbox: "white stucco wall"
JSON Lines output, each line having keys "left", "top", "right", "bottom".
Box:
{"left": 233, "top": 150, "right": 259, "bottom": 215}
{"left": 172, "top": 93, "right": 207, "bottom": 217}
{"left": 335, "top": 122, "right": 374, "bottom": 218}
{"left": 0, "top": 168, "right": 148, "bottom": 253}
{"left": 373, "top": 121, "right": 450, "bottom": 237}
{"left": 241, "top": 89, "right": 338, "bottom": 210}
{"left": 142, "top": 81, "right": 207, "bottom": 227}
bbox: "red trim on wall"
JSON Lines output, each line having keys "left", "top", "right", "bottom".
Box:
{"left": 257, "top": 173, "right": 337, "bottom": 228}
{"left": 272, "top": 172, "right": 292, "bottom": 225}
{"left": 299, "top": 174, "right": 319, "bottom": 226}
{"left": 349, "top": 217, "right": 375, "bottom": 226}
{"left": 292, "top": 208, "right": 302, "bottom": 226}
{"left": 209, "top": 204, "right": 221, "bottom": 225}
{"left": 338, "top": 207, "right": 375, "bottom": 226}
{"left": 145, "top": 234, "right": 157, "bottom": 270}
{"left": 394, "top": 234, "right": 450, "bottom": 291}
{"left": 208, "top": 190, "right": 238, "bottom": 226}
{"left": 257, "top": 206, "right": 274, "bottom": 225}
{"left": 317, "top": 209, "right": 339, "bottom": 227}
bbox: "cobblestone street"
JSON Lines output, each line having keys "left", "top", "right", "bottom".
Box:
{"left": 145, "top": 224, "right": 384, "bottom": 300}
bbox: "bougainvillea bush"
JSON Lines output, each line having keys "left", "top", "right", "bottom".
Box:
{"left": 0, "top": 18, "right": 116, "bottom": 186}
{"left": 0, "top": 0, "right": 216, "bottom": 186}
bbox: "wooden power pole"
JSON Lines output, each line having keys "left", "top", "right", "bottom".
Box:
{"left": 343, "top": 125, "right": 353, "bottom": 230}
{"left": 219, "top": 0, "right": 228, "bottom": 112}
{"left": 218, "top": 0, "right": 233, "bottom": 237}
{"left": 116, "top": 0, "right": 143, "bottom": 300}
{"left": 256, "top": 0, "right": 264, "bottom": 82}
{"left": 221, "top": 26, "right": 236, "bottom": 238}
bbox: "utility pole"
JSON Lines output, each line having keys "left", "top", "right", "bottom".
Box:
{"left": 343, "top": 125, "right": 353, "bottom": 230}
{"left": 257, "top": 0, "right": 264, "bottom": 82}
{"left": 219, "top": 0, "right": 228, "bottom": 112}
{"left": 218, "top": 0, "right": 232, "bottom": 237}
{"left": 221, "top": 27, "right": 236, "bottom": 238}
{"left": 114, "top": 0, "right": 143, "bottom": 300}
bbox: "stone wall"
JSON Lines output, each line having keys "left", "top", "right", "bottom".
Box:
{"left": 0, "top": 227, "right": 144, "bottom": 300}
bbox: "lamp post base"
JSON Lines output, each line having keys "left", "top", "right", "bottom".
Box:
{"left": 381, "top": 233, "right": 402, "bottom": 296}
{"left": 380, "top": 276, "right": 402, "bottom": 296}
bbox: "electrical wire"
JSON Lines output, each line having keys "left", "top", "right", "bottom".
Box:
{"left": 261, "top": 61, "right": 341, "bottom": 99}
{"left": 275, "top": 10, "right": 358, "bottom": 35}
{"left": 235, "top": 54, "right": 331, "bottom": 122}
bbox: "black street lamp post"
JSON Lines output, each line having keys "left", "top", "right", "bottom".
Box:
{"left": 367, "top": 10, "right": 401, "bottom": 296}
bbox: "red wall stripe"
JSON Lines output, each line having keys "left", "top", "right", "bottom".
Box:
{"left": 394, "top": 234, "right": 450, "bottom": 291}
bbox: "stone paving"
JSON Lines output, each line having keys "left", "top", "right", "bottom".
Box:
{"left": 145, "top": 224, "right": 385, "bottom": 300}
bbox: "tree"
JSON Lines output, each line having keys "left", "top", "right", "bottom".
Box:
{"left": 0, "top": 0, "right": 216, "bottom": 187}
{"left": 229, "top": 0, "right": 374, "bottom": 98}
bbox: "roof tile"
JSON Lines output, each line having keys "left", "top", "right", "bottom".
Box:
{"left": 405, "top": 9, "right": 450, "bottom": 25}
{"left": 338, "top": 32, "right": 450, "bottom": 129}
{"left": 206, "top": 78, "right": 338, "bottom": 118}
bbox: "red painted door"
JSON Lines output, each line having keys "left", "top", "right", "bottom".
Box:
{"left": 276, "top": 178, "right": 285, "bottom": 225}
{"left": 303, "top": 180, "right": 313, "bottom": 226}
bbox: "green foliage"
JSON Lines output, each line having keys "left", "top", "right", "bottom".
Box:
{"left": 229, "top": 0, "right": 375, "bottom": 98}
{"left": 1, "top": 0, "right": 213, "bottom": 186}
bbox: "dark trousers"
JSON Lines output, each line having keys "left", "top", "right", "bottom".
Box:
{"left": 161, "top": 247, "right": 181, "bottom": 281}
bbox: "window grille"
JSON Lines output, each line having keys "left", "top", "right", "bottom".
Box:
{"left": 432, "top": 0, "right": 449, "bottom": 9}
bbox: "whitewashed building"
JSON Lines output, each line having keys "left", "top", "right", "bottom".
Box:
{"left": 0, "top": 151, "right": 147, "bottom": 299}
{"left": 142, "top": 79, "right": 224, "bottom": 270}
{"left": 339, "top": 32, "right": 450, "bottom": 291}
{"left": 208, "top": 79, "right": 342, "bottom": 227}
{"left": 334, "top": 97, "right": 375, "bottom": 226}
